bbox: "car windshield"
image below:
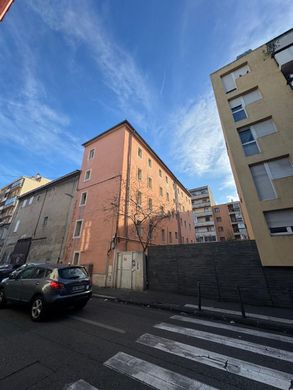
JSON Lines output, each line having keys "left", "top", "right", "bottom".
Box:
{"left": 58, "top": 267, "right": 88, "bottom": 280}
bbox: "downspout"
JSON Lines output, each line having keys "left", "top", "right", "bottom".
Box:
{"left": 124, "top": 131, "right": 132, "bottom": 251}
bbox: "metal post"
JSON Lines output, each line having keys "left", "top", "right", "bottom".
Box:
{"left": 197, "top": 282, "right": 202, "bottom": 311}
{"left": 237, "top": 286, "right": 246, "bottom": 318}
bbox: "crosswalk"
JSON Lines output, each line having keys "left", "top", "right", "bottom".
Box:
{"left": 104, "top": 314, "right": 293, "bottom": 389}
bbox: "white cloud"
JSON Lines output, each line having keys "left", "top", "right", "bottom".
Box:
{"left": 28, "top": 0, "right": 154, "bottom": 128}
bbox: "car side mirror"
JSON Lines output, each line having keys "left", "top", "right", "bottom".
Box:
{"left": 9, "top": 273, "right": 17, "bottom": 279}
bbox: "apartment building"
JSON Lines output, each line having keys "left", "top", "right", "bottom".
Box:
{"left": 64, "top": 120, "right": 194, "bottom": 287}
{"left": 213, "top": 201, "right": 248, "bottom": 241}
{"left": 0, "top": 171, "right": 79, "bottom": 265}
{"left": 189, "top": 186, "right": 216, "bottom": 242}
{"left": 0, "top": 174, "right": 50, "bottom": 251}
{"left": 211, "top": 29, "right": 293, "bottom": 266}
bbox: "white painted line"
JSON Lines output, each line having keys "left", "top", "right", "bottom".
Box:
{"left": 155, "top": 322, "right": 293, "bottom": 362}
{"left": 70, "top": 316, "right": 126, "bottom": 334}
{"left": 104, "top": 351, "right": 218, "bottom": 390}
{"left": 184, "top": 304, "right": 293, "bottom": 325}
{"left": 171, "top": 315, "right": 293, "bottom": 345}
{"left": 137, "top": 333, "right": 293, "bottom": 390}
{"left": 64, "top": 379, "right": 99, "bottom": 389}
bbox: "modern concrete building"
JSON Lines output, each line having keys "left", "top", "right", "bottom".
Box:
{"left": 189, "top": 185, "right": 216, "bottom": 243}
{"left": 0, "top": 171, "right": 79, "bottom": 265}
{"left": 212, "top": 201, "right": 248, "bottom": 241}
{"left": 64, "top": 120, "right": 194, "bottom": 287}
{"left": 211, "top": 29, "right": 293, "bottom": 266}
{"left": 0, "top": 174, "right": 50, "bottom": 251}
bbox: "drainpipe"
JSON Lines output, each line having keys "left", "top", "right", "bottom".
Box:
{"left": 124, "top": 132, "right": 132, "bottom": 251}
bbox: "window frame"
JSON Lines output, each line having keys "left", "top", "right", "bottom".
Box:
{"left": 80, "top": 191, "right": 88, "bottom": 206}
{"left": 73, "top": 251, "right": 80, "bottom": 265}
{"left": 88, "top": 148, "right": 95, "bottom": 160}
{"left": 138, "top": 147, "right": 142, "bottom": 158}
{"left": 239, "top": 127, "right": 260, "bottom": 156}
{"left": 84, "top": 169, "right": 91, "bottom": 182}
{"left": 73, "top": 219, "right": 83, "bottom": 238}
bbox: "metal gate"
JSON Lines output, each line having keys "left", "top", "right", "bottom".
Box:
{"left": 115, "top": 251, "right": 145, "bottom": 290}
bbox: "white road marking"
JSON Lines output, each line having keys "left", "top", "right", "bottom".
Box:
{"left": 184, "top": 304, "right": 293, "bottom": 325}
{"left": 137, "top": 333, "right": 293, "bottom": 390}
{"left": 64, "top": 379, "right": 99, "bottom": 389}
{"left": 171, "top": 315, "right": 293, "bottom": 344}
{"left": 104, "top": 351, "right": 218, "bottom": 390}
{"left": 70, "top": 316, "right": 126, "bottom": 334}
{"left": 155, "top": 322, "right": 293, "bottom": 362}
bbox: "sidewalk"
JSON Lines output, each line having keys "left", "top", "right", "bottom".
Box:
{"left": 92, "top": 287, "right": 293, "bottom": 334}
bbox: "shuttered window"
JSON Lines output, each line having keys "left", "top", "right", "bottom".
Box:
{"left": 229, "top": 89, "right": 262, "bottom": 122}
{"left": 265, "top": 209, "right": 293, "bottom": 235}
{"left": 221, "top": 64, "right": 250, "bottom": 93}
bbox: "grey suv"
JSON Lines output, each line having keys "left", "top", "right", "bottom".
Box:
{"left": 0, "top": 263, "right": 92, "bottom": 321}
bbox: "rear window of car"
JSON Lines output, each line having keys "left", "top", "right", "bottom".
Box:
{"left": 58, "top": 267, "right": 88, "bottom": 280}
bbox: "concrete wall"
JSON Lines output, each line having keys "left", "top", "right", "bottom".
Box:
{"left": 147, "top": 241, "right": 293, "bottom": 308}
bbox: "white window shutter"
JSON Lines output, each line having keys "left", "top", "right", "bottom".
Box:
{"left": 229, "top": 96, "right": 242, "bottom": 109}
{"left": 268, "top": 158, "right": 293, "bottom": 179}
{"left": 250, "top": 164, "right": 276, "bottom": 200}
{"left": 243, "top": 89, "right": 262, "bottom": 105}
{"left": 221, "top": 73, "right": 235, "bottom": 92}
{"left": 233, "top": 65, "right": 250, "bottom": 79}
{"left": 253, "top": 119, "right": 276, "bottom": 138}
{"left": 274, "top": 46, "right": 293, "bottom": 67}
{"left": 265, "top": 209, "right": 293, "bottom": 228}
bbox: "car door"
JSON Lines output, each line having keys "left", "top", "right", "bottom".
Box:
{"left": 4, "top": 267, "right": 35, "bottom": 301}
{"left": 16, "top": 267, "right": 38, "bottom": 302}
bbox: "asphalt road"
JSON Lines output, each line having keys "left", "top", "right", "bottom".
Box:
{"left": 0, "top": 297, "right": 293, "bottom": 390}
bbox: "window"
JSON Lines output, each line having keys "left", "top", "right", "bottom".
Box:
{"left": 148, "top": 177, "right": 152, "bottom": 189}
{"left": 205, "top": 216, "right": 211, "bottom": 222}
{"left": 43, "top": 216, "right": 48, "bottom": 226}
{"left": 184, "top": 220, "right": 187, "bottom": 228}
{"left": 169, "top": 231, "right": 172, "bottom": 243}
{"left": 148, "top": 158, "right": 152, "bottom": 167}
{"left": 265, "top": 209, "right": 293, "bottom": 235}
{"left": 159, "top": 187, "right": 163, "bottom": 196}
{"left": 73, "top": 220, "right": 83, "bottom": 238}
{"left": 165, "top": 176, "right": 168, "bottom": 183}
{"left": 160, "top": 206, "right": 164, "bottom": 215}
{"left": 148, "top": 198, "right": 153, "bottom": 211}
{"left": 73, "top": 252, "right": 80, "bottom": 265}
{"left": 28, "top": 196, "right": 34, "bottom": 205}
{"left": 214, "top": 208, "right": 220, "bottom": 213}
{"left": 161, "top": 229, "right": 165, "bottom": 241}
{"left": 221, "top": 64, "right": 250, "bottom": 93}
{"left": 137, "top": 191, "right": 142, "bottom": 206}
{"left": 19, "top": 267, "right": 36, "bottom": 280}
{"left": 175, "top": 232, "right": 178, "bottom": 239}
{"left": 84, "top": 169, "right": 91, "bottom": 181}
{"left": 186, "top": 238, "right": 189, "bottom": 243}
{"left": 180, "top": 217, "right": 182, "bottom": 225}
{"left": 189, "top": 223, "right": 191, "bottom": 230}
{"left": 229, "top": 89, "right": 262, "bottom": 122}
{"left": 136, "top": 220, "right": 143, "bottom": 236}
{"left": 88, "top": 149, "right": 95, "bottom": 160}
{"left": 138, "top": 147, "right": 142, "bottom": 158}
{"left": 250, "top": 157, "right": 293, "bottom": 200}
{"left": 13, "top": 220, "right": 20, "bottom": 233}
{"left": 218, "top": 226, "right": 224, "bottom": 232}
{"left": 80, "top": 192, "right": 87, "bottom": 206}
{"left": 22, "top": 199, "right": 27, "bottom": 208}
{"left": 239, "top": 119, "right": 277, "bottom": 156}
{"left": 137, "top": 168, "right": 142, "bottom": 181}
{"left": 166, "top": 192, "right": 169, "bottom": 201}
{"left": 216, "top": 217, "right": 222, "bottom": 222}
{"left": 159, "top": 169, "right": 162, "bottom": 177}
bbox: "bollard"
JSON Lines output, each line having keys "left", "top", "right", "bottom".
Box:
{"left": 197, "top": 282, "right": 202, "bottom": 311}
{"left": 237, "top": 286, "right": 246, "bottom": 318}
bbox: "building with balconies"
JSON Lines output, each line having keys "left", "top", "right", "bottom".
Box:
{"left": 212, "top": 201, "right": 248, "bottom": 241}
{"left": 189, "top": 185, "right": 216, "bottom": 242}
{"left": 211, "top": 29, "right": 293, "bottom": 266}
{"left": 0, "top": 174, "right": 50, "bottom": 250}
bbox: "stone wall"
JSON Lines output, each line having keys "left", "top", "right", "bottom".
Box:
{"left": 147, "top": 240, "right": 293, "bottom": 308}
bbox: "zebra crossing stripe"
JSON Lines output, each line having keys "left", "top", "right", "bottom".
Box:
{"left": 171, "top": 315, "right": 293, "bottom": 344}
{"left": 64, "top": 379, "right": 99, "bottom": 389}
{"left": 137, "top": 333, "right": 293, "bottom": 390}
{"left": 104, "top": 352, "right": 217, "bottom": 390}
{"left": 155, "top": 322, "right": 293, "bottom": 362}
{"left": 184, "top": 304, "right": 293, "bottom": 325}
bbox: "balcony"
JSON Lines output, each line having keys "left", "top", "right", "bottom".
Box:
{"left": 193, "top": 211, "right": 212, "bottom": 218}
{"left": 195, "top": 220, "right": 215, "bottom": 227}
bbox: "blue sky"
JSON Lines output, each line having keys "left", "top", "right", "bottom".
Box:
{"left": 0, "top": 0, "right": 292, "bottom": 203}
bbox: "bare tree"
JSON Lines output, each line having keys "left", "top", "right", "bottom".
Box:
{"left": 104, "top": 178, "right": 172, "bottom": 254}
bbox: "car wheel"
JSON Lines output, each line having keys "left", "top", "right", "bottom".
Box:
{"left": 31, "top": 296, "right": 46, "bottom": 321}
{"left": 74, "top": 299, "right": 88, "bottom": 310}
{"left": 0, "top": 289, "right": 6, "bottom": 308}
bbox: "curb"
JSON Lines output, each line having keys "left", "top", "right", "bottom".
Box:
{"left": 92, "top": 293, "right": 293, "bottom": 335}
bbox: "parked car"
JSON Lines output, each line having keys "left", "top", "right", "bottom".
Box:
{"left": 0, "top": 263, "right": 25, "bottom": 282}
{"left": 0, "top": 263, "right": 92, "bottom": 321}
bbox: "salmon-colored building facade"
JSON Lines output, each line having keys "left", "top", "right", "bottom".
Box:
{"left": 64, "top": 121, "right": 194, "bottom": 286}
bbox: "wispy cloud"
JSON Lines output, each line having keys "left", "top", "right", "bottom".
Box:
{"left": 28, "top": 0, "right": 154, "bottom": 129}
